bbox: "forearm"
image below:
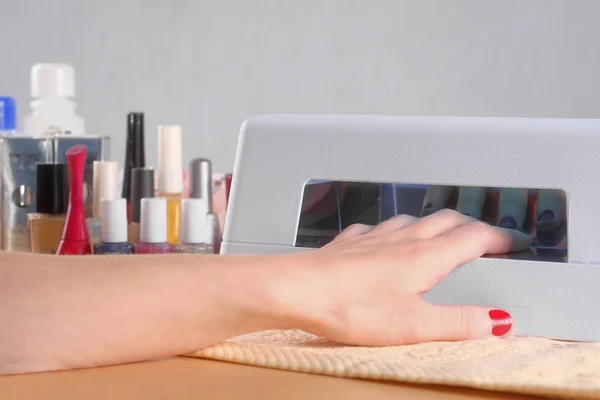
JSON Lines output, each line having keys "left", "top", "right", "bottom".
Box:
{"left": 0, "top": 250, "right": 306, "bottom": 374}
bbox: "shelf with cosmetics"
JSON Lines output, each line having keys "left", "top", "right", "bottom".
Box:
{"left": 0, "top": 63, "right": 232, "bottom": 256}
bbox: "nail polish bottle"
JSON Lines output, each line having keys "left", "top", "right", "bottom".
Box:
{"left": 206, "top": 213, "right": 220, "bottom": 254}
{"left": 157, "top": 126, "right": 183, "bottom": 244}
{"left": 134, "top": 197, "right": 172, "bottom": 254}
{"left": 56, "top": 144, "right": 91, "bottom": 255}
{"left": 93, "top": 198, "right": 134, "bottom": 255}
{"left": 190, "top": 158, "right": 212, "bottom": 203}
{"left": 128, "top": 166, "right": 155, "bottom": 245}
{"left": 190, "top": 158, "right": 219, "bottom": 253}
{"left": 87, "top": 160, "right": 119, "bottom": 249}
{"left": 175, "top": 198, "right": 212, "bottom": 254}
{"left": 27, "top": 163, "right": 68, "bottom": 253}
{"left": 122, "top": 112, "right": 146, "bottom": 222}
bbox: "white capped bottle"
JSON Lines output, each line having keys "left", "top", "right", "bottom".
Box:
{"left": 175, "top": 198, "right": 213, "bottom": 254}
{"left": 87, "top": 161, "right": 119, "bottom": 249}
{"left": 23, "top": 63, "right": 85, "bottom": 137}
{"left": 134, "top": 198, "right": 173, "bottom": 254}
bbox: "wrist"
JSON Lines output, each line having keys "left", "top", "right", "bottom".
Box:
{"left": 253, "top": 251, "right": 329, "bottom": 334}
{"left": 210, "top": 254, "right": 299, "bottom": 333}
{"left": 216, "top": 251, "right": 329, "bottom": 336}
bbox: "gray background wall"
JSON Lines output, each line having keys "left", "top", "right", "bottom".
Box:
{"left": 1, "top": 0, "right": 599, "bottom": 172}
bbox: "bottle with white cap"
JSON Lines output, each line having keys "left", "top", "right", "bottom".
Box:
{"left": 189, "top": 158, "right": 219, "bottom": 253}
{"left": 134, "top": 197, "right": 173, "bottom": 254}
{"left": 23, "top": 63, "right": 85, "bottom": 137}
{"left": 87, "top": 160, "right": 119, "bottom": 249}
{"left": 93, "top": 198, "right": 134, "bottom": 255}
{"left": 157, "top": 125, "right": 183, "bottom": 245}
{"left": 127, "top": 166, "right": 155, "bottom": 245}
{"left": 175, "top": 198, "right": 213, "bottom": 254}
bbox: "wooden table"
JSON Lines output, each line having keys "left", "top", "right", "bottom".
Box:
{"left": 0, "top": 357, "right": 543, "bottom": 399}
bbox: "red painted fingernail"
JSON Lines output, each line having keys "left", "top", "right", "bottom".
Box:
{"left": 489, "top": 309, "right": 512, "bottom": 337}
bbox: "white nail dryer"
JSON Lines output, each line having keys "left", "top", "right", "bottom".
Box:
{"left": 221, "top": 114, "right": 600, "bottom": 341}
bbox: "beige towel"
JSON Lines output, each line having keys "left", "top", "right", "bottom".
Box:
{"left": 189, "top": 330, "right": 600, "bottom": 399}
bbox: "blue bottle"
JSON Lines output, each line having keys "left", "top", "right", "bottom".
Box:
{"left": 0, "top": 96, "right": 16, "bottom": 135}
{"left": 93, "top": 198, "right": 134, "bottom": 255}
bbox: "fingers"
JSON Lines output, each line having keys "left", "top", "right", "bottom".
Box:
{"left": 366, "top": 214, "right": 418, "bottom": 236}
{"left": 445, "top": 220, "right": 532, "bottom": 257}
{"left": 497, "top": 188, "right": 528, "bottom": 230}
{"left": 420, "top": 186, "right": 453, "bottom": 217}
{"left": 332, "top": 210, "right": 464, "bottom": 244}
{"left": 406, "top": 303, "right": 513, "bottom": 343}
{"left": 421, "top": 221, "right": 532, "bottom": 282}
{"left": 330, "top": 223, "right": 374, "bottom": 243}
{"left": 456, "top": 187, "right": 489, "bottom": 220}
{"left": 535, "top": 189, "right": 566, "bottom": 232}
{"left": 402, "top": 208, "right": 477, "bottom": 239}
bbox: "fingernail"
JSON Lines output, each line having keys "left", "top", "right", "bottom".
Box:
{"left": 489, "top": 309, "right": 512, "bottom": 337}
{"left": 498, "top": 216, "right": 517, "bottom": 229}
{"left": 537, "top": 209, "right": 555, "bottom": 222}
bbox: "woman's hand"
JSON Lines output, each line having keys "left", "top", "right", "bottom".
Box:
{"left": 0, "top": 209, "right": 531, "bottom": 374}
{"left": 277, "top": 209, "right": 532, "bottom": 346}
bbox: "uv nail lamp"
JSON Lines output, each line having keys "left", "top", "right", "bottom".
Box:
{"left": 221, "top": 114, "right": 600, "bottom": 341}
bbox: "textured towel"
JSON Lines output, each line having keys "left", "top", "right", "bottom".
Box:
{"left": 188, "top": 330, "right": 600, "bottom": 399}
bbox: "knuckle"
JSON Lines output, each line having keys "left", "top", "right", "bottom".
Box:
{"left": 344, "top": 223, "right": 368, "bottom": 232}
{"left": 394, "top": 214, "right": 418, "bottom": 225}
{"left": 435, "top": 208, "right": 460, "bottom": 218}
{"left": 464, "top": 221, "right": 494, "bottom": 246}
{"left": 436, "top": 208, "right": 458, "bottom": 217}
{"left": 434, "top": 208, "right": 463, "bottom": 224}
{"left": 422, "top": 208, "right": 467, "bottom": 224}
{"left": 400, "top": 239, "right": 428, "bottom": 256}
{"left": 467, "top": 220, "right": 491, "bottom": 234}
{"left": 329, "top": 223, "right": 370, "bottom": 243}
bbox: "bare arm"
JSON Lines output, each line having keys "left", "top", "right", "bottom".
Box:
{"left": 0, "top": 210, "right": 530, "bottom": 375}
{"left": 0, "top": 251, "right": 299, "bottom": 374}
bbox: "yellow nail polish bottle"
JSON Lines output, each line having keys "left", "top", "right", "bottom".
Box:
{"left": 157, "top": 125, "right": 183, "bottom": 244}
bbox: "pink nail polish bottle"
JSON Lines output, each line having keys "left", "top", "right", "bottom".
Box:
{"left": 56, "top": 145, "right": 92, "bottom": 255}
{"left": 133, "top": 197, "right": 173, "bottom": 254}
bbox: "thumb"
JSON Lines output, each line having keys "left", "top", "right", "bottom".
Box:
{"left": 412, "top": 303, "right": 513, "bottom": 342}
